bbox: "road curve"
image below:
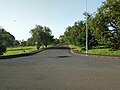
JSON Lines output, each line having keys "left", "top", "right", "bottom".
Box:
{"left": 0, "top": 45, "right": 120, "bottom": 90}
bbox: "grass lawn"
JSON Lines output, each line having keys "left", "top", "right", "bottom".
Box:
{"left": 2, "top": 45, "right": 54, "bottom": 56}
{"left": 88, "top": 48, "right": 120, "bottom": 56}
{"left": 69, "top": 45, "right": 120, "bottom": 56}
{"left": 3, "top": 46, "right": 37, "bottom": 56}
{"left": 69, "top": 45, "right": 82, "bottom": 52}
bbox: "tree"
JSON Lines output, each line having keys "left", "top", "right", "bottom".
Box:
{"left": 42, "top": 26, "right": 54, "bottom": 47}
{"left": 64, "top": 0, "right": 120, "bottom": 50}
{"left": 95, "top": 0, "right": 120, "bottom": 49}
{"left": 0, "top": 27, "right": 16, "bottom": 55}
{"left": 0, "top": 27, "right": 15, "bottom": 47}
{"left": 30, "top": 25, "right": 44, "bottom": 49}
{"left": 20, "top": 39, "right": 26, "bottom": 47}
{"left": 26, "top": 38, "right": 35, "bottom": 46}
{"left": 0, "top": 43, "right": 6, "bottom": 55}
{"left": 59, "top": 35, "right": 66, "bottom": 44}
{"left": 52, "top": 38, "right": 60, "bottom": 45}
{"left": 13, "top": 40, "right": 20, "bottom": 47}
{"left": 30, "top": 25, "right": 54, "bottom": 49}
{"left": 64, "top": 19, "right": 98, "bottom": 49}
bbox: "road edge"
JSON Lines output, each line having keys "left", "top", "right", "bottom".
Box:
{"left": 0, "top": 47, "right": 53, "bottom": 59}
{"left": 69, "top": 48, "right": 120, "bottom": 60}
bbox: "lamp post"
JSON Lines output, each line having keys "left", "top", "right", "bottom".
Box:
{"left": 86, "top": 0, "right": 88, "bottom": 54}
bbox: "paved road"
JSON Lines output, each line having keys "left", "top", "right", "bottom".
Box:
{"left": 0, "top": 45, "right": 120, "bottom": 90}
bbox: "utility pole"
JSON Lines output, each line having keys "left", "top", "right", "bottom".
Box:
{"left": 86, "top": 0, "right": 88, "bottom": 54}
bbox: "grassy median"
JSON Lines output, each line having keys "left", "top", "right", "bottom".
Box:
{"left": 2, "top": 45, "right": 54, "bottom": 56}
{"left": 69, "top": 45, "right": 120, "bottom": 56}
{"left": 3, "top": 46, "right": 37, "bottom": 56}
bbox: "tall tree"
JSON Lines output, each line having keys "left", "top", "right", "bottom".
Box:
{"left": 64, "top": 19, "right": 98, "bottom": 49}
{"left": 0, "top": 27, "right": 15, "bottom": 47}
{"left": 26, "top": 37, "right": 35, "bottom": 46}
{"left": 95, "top": 0, "right": 120, "bottom": 49}
{"left": 42, "top": 26, "right": 54, "bottom": 47}
{"left": 30, "top": 25, "right": 44, "bottom": 49}
{"left": 30, "top": 25, "right": 54, "bottom": 49}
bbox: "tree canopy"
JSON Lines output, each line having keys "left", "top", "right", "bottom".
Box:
{"left": 64, "top": 0, "right": 120, "bottom": 50}
{"left": 30, "top": 25, "right": 54, "bottom": 49}
{"left": 0, "top": 27, "right": 16, "bottom": 55}
{"left": 0, "top": 27, "right": 15, "bottom": 47}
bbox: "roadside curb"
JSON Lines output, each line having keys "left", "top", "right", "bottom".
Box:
{"left": 0, "top": 46, "right": 57, "bottom": 59}
{"left": 70, "top": 49, "right": 120, "bottom": 60}
{"left": 0, "top": 48, "right": 47, "bottom": 59}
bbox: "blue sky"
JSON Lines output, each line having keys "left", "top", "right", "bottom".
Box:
{"left": 0, "top": 0, "right": 105, "bottom": 40}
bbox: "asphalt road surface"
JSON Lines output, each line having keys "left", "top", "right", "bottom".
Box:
{"left": 0, "top": 45, "right": 120, "bottom": 90}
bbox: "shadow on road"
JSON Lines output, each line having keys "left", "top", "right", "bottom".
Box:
{"left": 57, "top": 56, "right": 70, "bottom": 58}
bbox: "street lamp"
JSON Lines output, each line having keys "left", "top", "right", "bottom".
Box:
{"left": 86, "top": 0, "right": 88, "bottom": 54}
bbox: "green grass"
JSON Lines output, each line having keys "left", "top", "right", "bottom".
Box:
{"left": 88, "top": 48, "right": 120, "bottom": 56}
{"left": 69, "top": 45, "right": 82, "bottom": 52}
{"left": 2, "top": 45, "right": 54, "bottom": 56}
{"left": 3, "top": 46, "right": 37, "bottom": 56}
{"left": 69, "top": 45, "right": 120, "bottom": 56}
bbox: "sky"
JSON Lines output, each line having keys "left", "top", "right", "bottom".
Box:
{"left": 0, "top": 0, "right": 105, "bottom": 41}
